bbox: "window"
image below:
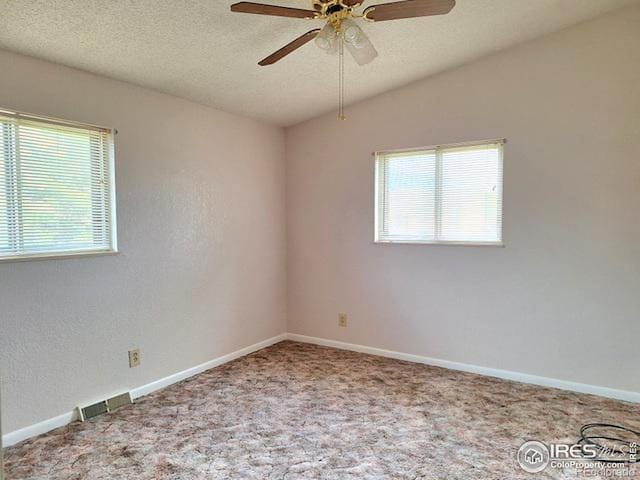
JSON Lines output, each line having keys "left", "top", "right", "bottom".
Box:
{"left": 375, "top": 140, "right": 503, "bottom": 245}
{"left": 0, "top": 109, "right": 116, "bottom": 261}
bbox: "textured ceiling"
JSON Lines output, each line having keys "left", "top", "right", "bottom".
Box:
{"left": 0, "top": 0, "right": 637, "bottom": 126}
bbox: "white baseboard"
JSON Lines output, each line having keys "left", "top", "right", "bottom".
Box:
{"left": 1, "top": 411, "right": 76, "bottom": 449}
{"left": 5, "top": 331, "right": 638, "bottom": 448}
{"left": 130, "top": 333, "right": 287, "bottom": 399}
{"left": 286, "top": 333, "right": 640, "bottom": 404}
{"left": 2, "top": 333, "right": 287, "bottom": 447}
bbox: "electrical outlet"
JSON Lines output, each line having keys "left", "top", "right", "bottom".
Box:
{"left": 128, "top": 349, "right": 141, "bottom": 368}
{"left": 338, "top": 313, "right": 348, "bottom": 327}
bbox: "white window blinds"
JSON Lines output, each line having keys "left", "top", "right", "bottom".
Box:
{"left": 375, "top": 140, "right": 503, "bottom": 245}
{"left": 0, "top": 111, "right": 116, "bottom": 260}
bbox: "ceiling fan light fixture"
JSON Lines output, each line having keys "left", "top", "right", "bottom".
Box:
{"left": 341, "top": 19, "right": 378, "bottom": 65}
{"left": 315, "top": 22, "right": 338, "bottom": 52}
{"left": 342, "top": 19, "right": 363, "bottom": 46}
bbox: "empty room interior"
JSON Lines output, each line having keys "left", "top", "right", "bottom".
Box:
{"left": 1, "top": 0, "right": 639, "bottom": 478}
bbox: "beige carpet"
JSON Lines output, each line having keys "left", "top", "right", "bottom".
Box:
{"left": 4, "top": 341, "right": 639, "bottom": 479}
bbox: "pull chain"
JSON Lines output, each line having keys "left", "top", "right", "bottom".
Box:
{"left": 338, "top": 33, "right": 345, "bottom": 120}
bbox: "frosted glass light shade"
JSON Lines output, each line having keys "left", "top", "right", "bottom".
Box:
{"left": 343, "top": 21, "right": 361, "bottom": 45}
{"left": 341, "top": 19, "right": 378, "bottom": 65}
{"left": 315, "top": 23, "right": 338, "bottom": 53}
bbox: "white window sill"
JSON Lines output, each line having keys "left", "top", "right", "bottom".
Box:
{"left": 374, "top": 240, "right": 504, "bottom": 247}
{"left": 0, "top": 250, "right": 119, "bottom": 264}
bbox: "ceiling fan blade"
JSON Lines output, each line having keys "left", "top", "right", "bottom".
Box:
{"left": 259, "top": 29, "right": 321, "bottom": 66}
{"left": 230, "top": 2, "right": 317, "bottom": 19}
{"left": 363, "top": 0, "right": 455, "bottom": 22}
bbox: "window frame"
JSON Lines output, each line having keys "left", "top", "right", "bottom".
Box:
{"left": 374, "top": 139, "right": 505, "bottom": 247}
{"left": 0, "top": 108, "right": 118, "bottom": 263}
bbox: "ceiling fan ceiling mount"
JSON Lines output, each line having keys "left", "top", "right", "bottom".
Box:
{"left": 313, "top": 1, "right": 363, "bottom": 17}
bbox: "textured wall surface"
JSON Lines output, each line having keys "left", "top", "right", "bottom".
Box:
{"left": 1, "top": 2, "right": 639, "bottom": 442}
{"left": 0, "top": 49, "right": 287, "bottom": 433}
{"left": 286, "top": 6, "right": 640, "bottom": 393}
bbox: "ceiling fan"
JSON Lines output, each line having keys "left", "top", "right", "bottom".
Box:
{"left": 230, "top": 0, "right": 456, "bottom": 118}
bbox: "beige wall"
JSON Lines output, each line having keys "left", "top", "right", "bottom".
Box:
{"left": 286, "top": 6, "right": 640, "bottom": 393}
{"left": 1, "top": 3, "right": 639, "bottom": 441}
{"left": 0, "top": 49, "right": 287, "bottom": 433}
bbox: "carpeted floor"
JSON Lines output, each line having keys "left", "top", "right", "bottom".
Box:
{"left": 4, "top": 341, "right": 639, "bottom": 479}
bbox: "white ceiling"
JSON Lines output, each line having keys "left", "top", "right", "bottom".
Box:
{"left": 0, "top": 0, "right": 636, "bottom": 126}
